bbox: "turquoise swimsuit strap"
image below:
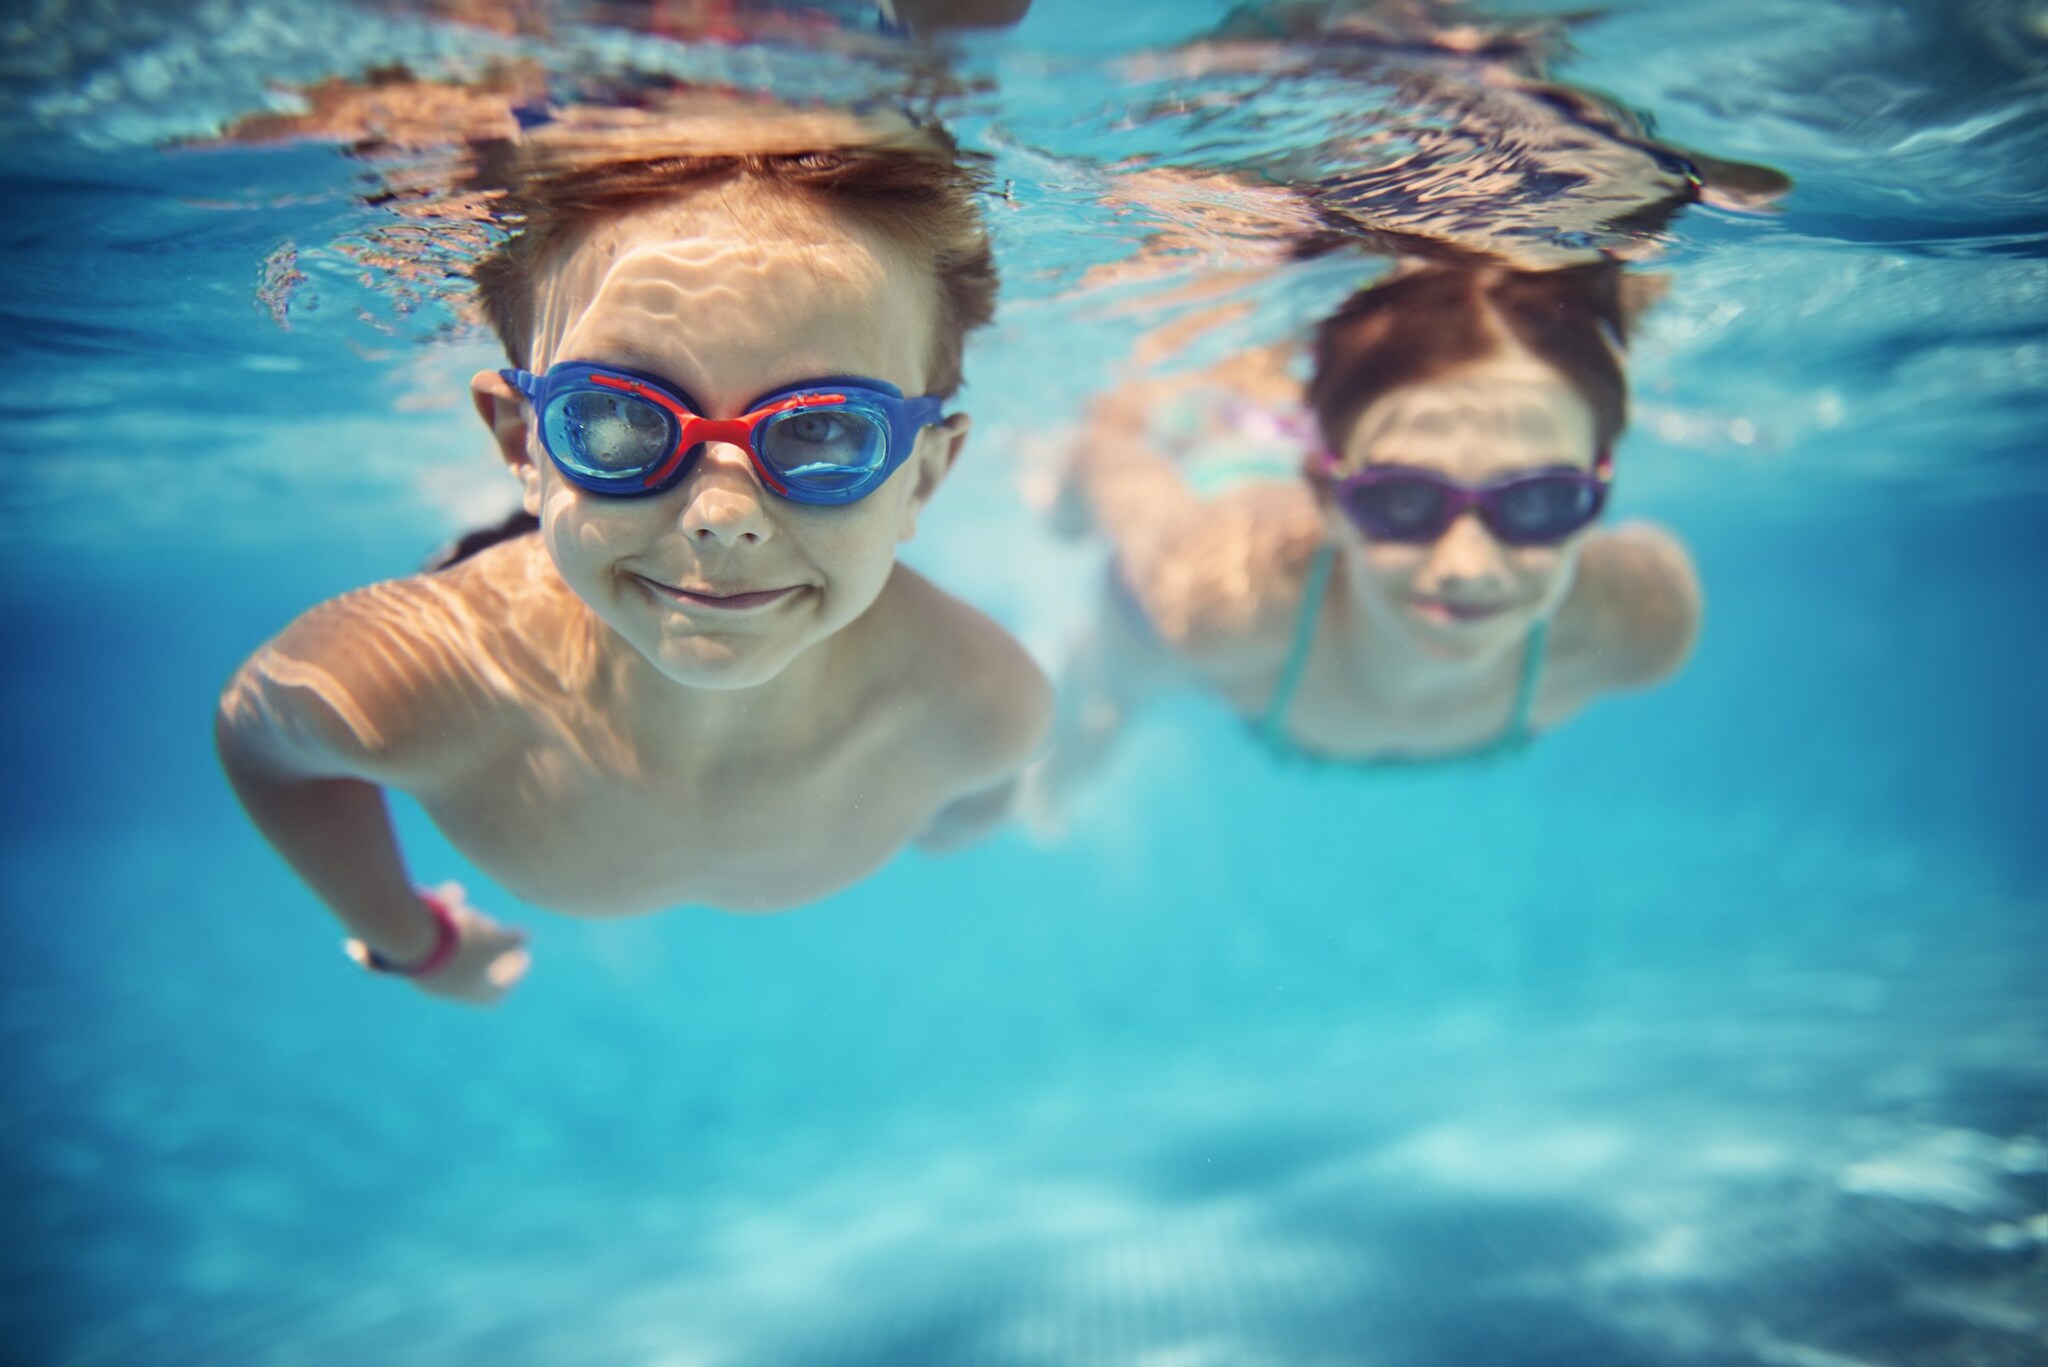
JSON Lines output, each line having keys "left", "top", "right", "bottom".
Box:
{"left": 1502, "top": 616, "right": 1550, "bottom": 744}
{"left": 1260, "top": 543, "right": 1337, "bottom": 744}
{"left": 1259, "top": 543, "right": 1552, "bottom": 749}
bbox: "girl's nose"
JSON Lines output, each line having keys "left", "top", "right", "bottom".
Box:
{"left": 1418, "top": 510, "right": 1508, "bottom": 590}
{"left": 676, "top": 443, "right": 774, "bottom": 547}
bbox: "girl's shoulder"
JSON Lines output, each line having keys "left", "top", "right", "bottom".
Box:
{"left": 1553, "top": 521, "right": 1702, "bottom": 691}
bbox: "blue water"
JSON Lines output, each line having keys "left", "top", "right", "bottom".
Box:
{"left": 3, "top": 1, "right": 2045, "bottom": 1363}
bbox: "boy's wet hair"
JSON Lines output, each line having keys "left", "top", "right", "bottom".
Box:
{"left": 1307, "top": 264, "right": 1633, "bottom": 456}
{"left": 471, "top": 114, "right": 998, "bottom": 398}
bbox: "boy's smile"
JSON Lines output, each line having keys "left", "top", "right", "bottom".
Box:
{"left": 636, "top": 578, "right": 803, "bottom": 611}
{"left": 475, "top": 181, "right": 968, "bottom": 691}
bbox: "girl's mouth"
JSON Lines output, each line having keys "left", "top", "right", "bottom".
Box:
{"left": 1409, "top": 597, "right": 1512, "bottom": 624}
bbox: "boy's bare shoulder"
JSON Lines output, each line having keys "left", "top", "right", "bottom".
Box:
{"left": 1557, "top": 521, "right": 1703, "bottom": 690}
{"left": 221, "top": 535, "right": 573, "bottom": 780}
{"left": 870, "top": 567, "right": 1053, "bottom": 787}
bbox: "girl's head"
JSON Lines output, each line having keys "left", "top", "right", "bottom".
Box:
{"left": 1305, "top": 264, "right": 1634, "bottom": 660}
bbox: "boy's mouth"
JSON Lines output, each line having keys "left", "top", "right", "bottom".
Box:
{"left": 637, "top": 576, "right": 801, "bottom": 611}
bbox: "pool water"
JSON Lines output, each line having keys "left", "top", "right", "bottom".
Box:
{"left": 2, "top": 1, "right": 2044, "bottom": 1363}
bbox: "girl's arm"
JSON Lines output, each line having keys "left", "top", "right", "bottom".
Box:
{"left": 1071, "top": 377, "right": 1320, "bottom": 656}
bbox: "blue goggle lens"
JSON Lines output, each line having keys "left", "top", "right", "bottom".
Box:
{"left": 543, "top": 391, "right": 675, "bottom": 481}
{"left": 758, "top": 405, "right": 890, "bottom": 492}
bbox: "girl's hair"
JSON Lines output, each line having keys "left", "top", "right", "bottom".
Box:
{"left": 1307, "top": 263, "right": 1632, "bottom": 455}
{"left": 470, "top": 113, "right": 998, "bottom": 398}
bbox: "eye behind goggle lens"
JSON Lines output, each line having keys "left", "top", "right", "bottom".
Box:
{"left": 759, "top": 406, "right": 889, "bottom": 491}
{"left": 544, "top": 391, "right": 676, "bottom": 480}
{"left": 1349, "top": 477, "right": 1451, "bottom": 541}
{"left": 1491, "top": 476, "right": 1600, "bottom": 544}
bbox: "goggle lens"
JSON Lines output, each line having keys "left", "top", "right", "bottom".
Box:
{"left": 758, "top": 405, "right": 890, "bottom": 492}
{"left": 1347, "top": 478, "right": 1451, "bottom": 541}
{"left": 543, "top": 390, "right": 676, "bottom": 483}
{"left": 1490, "top": 475, "right": 1602, "bottom": 544}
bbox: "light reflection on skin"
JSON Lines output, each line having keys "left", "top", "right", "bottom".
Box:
{"left": 219, "top": 162, "right": 1049, "bottom": 1003}
{"left": 487, "top": 184, "right": 952, "bottom": 695}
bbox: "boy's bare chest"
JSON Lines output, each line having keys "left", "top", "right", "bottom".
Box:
{"left": 416, "top": 718, "right": 936, "bottom": 916}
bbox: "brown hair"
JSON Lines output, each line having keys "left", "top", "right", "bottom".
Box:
{"left": 470, "top": 109, "right": 998, "bottom": 397}
{"left": 1307, "top": 263, "right": 1632, "bottom": 457}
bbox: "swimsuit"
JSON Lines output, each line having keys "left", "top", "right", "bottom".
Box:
{"left": 1256, "top": 543, "right": 1549, "bottom": 766}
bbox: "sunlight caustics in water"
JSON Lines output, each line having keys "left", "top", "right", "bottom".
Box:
{"left": 2, "top": 1, "right": 2045, "bottom": 1364}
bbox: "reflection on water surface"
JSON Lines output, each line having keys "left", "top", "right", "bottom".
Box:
{"left": 0, "top": 0, "right": 2042, "bottom": 1363}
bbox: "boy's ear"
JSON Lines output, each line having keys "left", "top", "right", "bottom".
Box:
{"left": 898, "top": 411, "right": 971, "bottom": 543}
{"left": 471, "top": 369, "right": 543, "bottom": 516}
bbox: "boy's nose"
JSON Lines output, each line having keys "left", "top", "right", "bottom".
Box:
{"left": 677, "top": 442, "right": 774, "bottom": 547}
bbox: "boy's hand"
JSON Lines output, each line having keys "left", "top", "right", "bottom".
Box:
{"left": 346, "top": 883, "right": 531, "bottom": 1007}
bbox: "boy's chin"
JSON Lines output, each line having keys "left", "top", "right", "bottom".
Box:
{"left": 646, "top": 636, "right": 810, "bottom": 691}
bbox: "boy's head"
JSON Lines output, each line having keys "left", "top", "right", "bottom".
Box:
{"left": 471, "top": 103, "right": 997, "bottom": 397}
{"left": 466, "top": 103, "right": 999, "bottom": 690}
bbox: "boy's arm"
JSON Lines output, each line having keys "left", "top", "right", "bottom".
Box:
{"left": 214, "top": 587, "right": 528, "bottom": 1003}
{"left": 910, "top": 597, "right": 1056, "bottom": 852}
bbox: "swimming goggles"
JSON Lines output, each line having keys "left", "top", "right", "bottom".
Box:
{"left": 502, "top": 362, "right": 945, "bottom": 507}
{"left": 1316, "top": 453, "right": 1611, "bottom": 547}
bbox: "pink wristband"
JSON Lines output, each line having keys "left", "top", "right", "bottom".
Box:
{"left": 362, "top": 890, "right": 461, "bottom": 978}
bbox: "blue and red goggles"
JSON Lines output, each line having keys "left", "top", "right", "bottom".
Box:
{"left": 502, "top": 362, "right": 946, "bottom": 507}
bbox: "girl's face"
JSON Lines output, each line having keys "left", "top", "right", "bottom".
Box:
{"left": 1325, "top": 343, "right": 1602, "bottom": 663}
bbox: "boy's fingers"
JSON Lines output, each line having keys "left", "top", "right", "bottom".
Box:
{"left": 487, "top": 947, "right": 531, "bottom": 987}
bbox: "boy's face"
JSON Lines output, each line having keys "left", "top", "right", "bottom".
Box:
{"left": 474, "top": 183, "right": 968, "bottom": 690}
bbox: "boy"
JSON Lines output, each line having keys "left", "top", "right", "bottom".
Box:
{"left": 216, "top": 107, "right": 1051, "bottom": 1005}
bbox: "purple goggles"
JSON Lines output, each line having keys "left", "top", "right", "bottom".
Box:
{"left": 1316, "top": 452, "right": 1612, "bottom": 547}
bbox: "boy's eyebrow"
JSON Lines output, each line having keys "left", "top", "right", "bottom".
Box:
{"left": 548, "top": 343, "right": 701, "bottom": 396}
{"left": 547, "top": 353, "right": 918, "bottom": 413}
